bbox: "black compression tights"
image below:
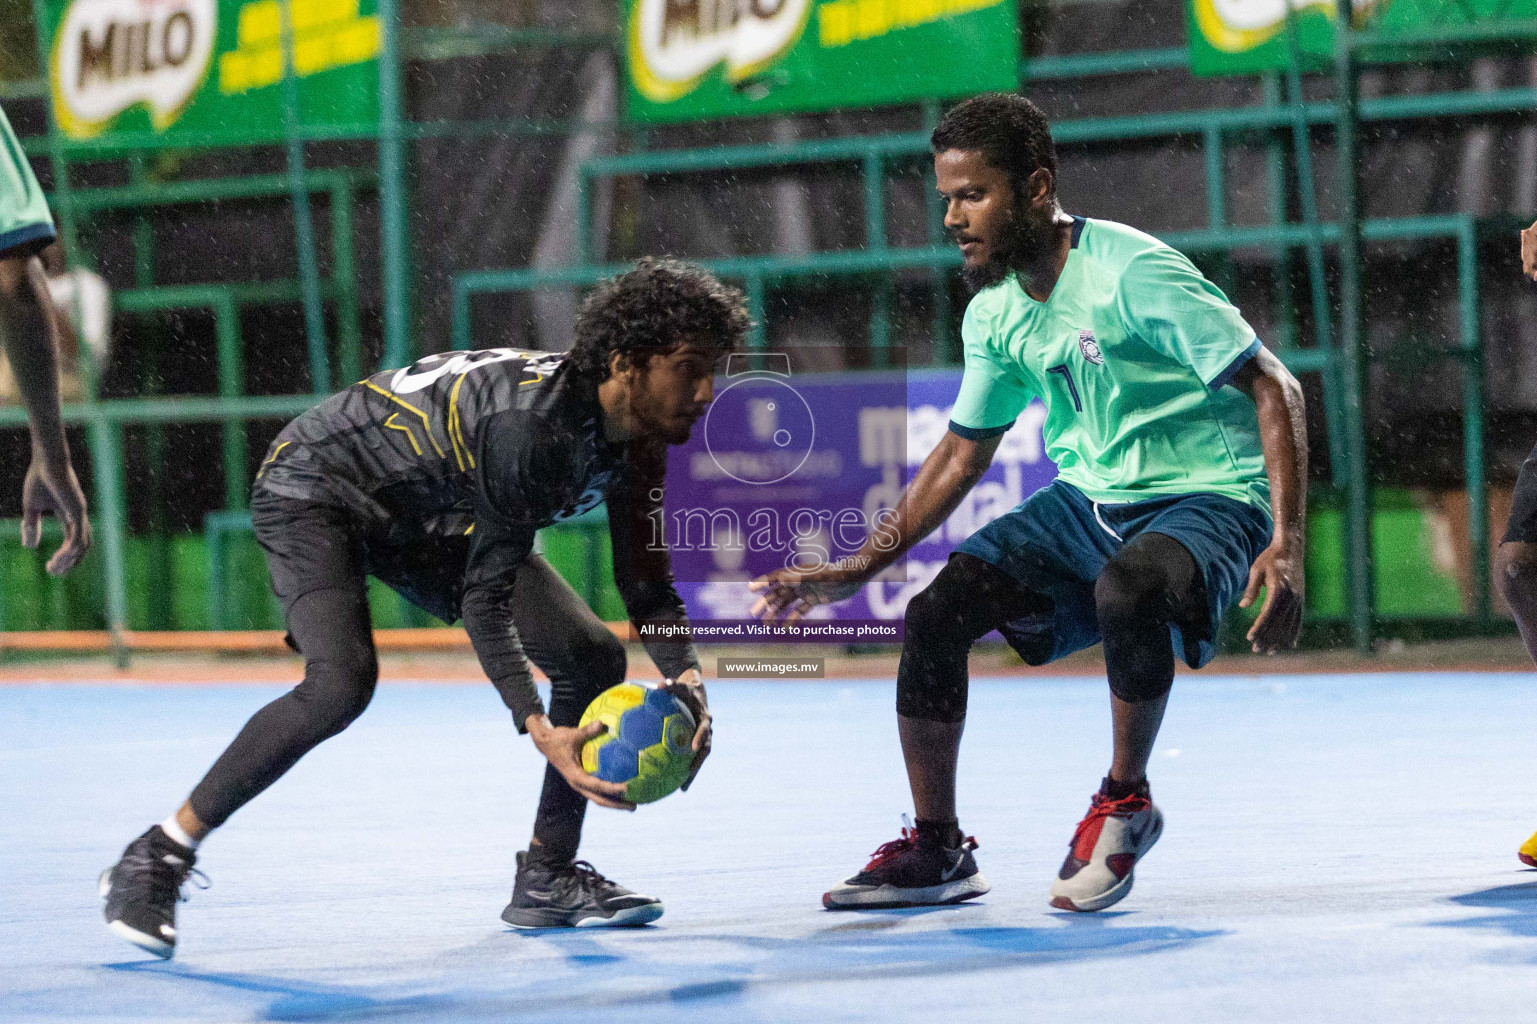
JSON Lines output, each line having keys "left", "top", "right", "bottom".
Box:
{"left": 897, "top": 554, "right": 1052, "bottom": 722}
{"left": 896, "top": 534, "right": 1203, "bottom": 722}
{"left": 188, "top": 558, "right": 625, "bottom": 865}
{"left": 189, "top": 586, "right": 377, "bottom": 829}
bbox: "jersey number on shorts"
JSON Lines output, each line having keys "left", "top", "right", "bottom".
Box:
{"left": 1047, "top": 364, "right": 1083, "bottom": 413}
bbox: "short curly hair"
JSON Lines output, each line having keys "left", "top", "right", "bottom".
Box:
{"left": 931, "top": 93, "right": 1057, "bottom": 200}
{"left": 569, "top": 258, "right": 750, "bottom": 380}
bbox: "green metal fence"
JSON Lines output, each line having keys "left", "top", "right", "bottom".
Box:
{"left": 5, "top": 3, "right": 1534, "bottom": 657}
{"left": 456, "top": 11, "right": 1537, "bottom": 654}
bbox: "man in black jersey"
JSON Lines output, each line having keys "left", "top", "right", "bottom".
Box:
{"left": 101, "top": 259, "right": 746, "bottom": 956}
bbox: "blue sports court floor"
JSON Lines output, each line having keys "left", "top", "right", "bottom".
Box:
{"left": 3, "top": 670, "right": 1536, "bottom": 1023}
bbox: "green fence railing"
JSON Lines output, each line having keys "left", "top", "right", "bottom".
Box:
{"left": 4, "top": 5, "right": 1533, "bottom": 657}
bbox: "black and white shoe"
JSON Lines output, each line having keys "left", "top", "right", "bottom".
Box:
{"left": 99, "top": 825, "right": 206, "bottom": 958}
{"left": 824, "top": 818, "right": 989, "bottom": 910}
{"left": 501, "top": 851, "right": 663, "bottom": 929}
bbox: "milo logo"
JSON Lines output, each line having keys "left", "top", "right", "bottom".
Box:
{"left": 52, "top": 0, "right": 216, "bottom": 138}
{"left": 628, "top": 0, "right": 811, "bottom": 103}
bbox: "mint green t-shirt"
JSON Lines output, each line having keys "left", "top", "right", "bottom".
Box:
{"left": 950, "top": 217, "right": 1271, "bottom": 516}
{"left": 0, "top": 105, "right": 56, "bottom": 256}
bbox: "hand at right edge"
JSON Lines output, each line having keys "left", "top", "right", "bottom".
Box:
{"left": 526, "top": 715, "right": 636, "bottom": 811}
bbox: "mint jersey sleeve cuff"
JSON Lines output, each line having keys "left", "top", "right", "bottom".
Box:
{"left": 1206, "top": 338, "right": 1262, "bottom": 391}
{"left": 948, "top": 419, "right": 1016, "bottom": 441}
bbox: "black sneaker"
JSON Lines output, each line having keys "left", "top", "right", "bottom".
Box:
{"left": 824, "top": 817, "right": 989, "bottom": 910}
{"left": 501, "top": 851, "right": 663, "bottom": 929}
{"left": 99, "top": 826, "right": 207, "bottom": 958}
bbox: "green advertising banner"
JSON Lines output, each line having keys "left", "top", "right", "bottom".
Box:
{"left": 1187, "top": 0, "right": 1337, "bottom": 76}
{"left": 624, "top": 0, "right": 1021, "bottom": 123}
{"left": 41, "top": 0, "right": 379, "bottom": 147}
{"left": 1188, "top": 0, "right": 1537, "bottom": 77}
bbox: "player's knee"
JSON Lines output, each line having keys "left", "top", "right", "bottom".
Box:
{"left": 902, "top": 558, "right": 984, "bottom": 648}
{"left": 902, "top": 581, "right": 950, "bottom": 642}
{"left": 574, "top": 628, "right": 627, "bottom": 694}
{"left": 1095, "top": 554, "right": 1168, "bottom": 629}
{"left": 301, "top": 649, "right": 378, "bottom": 739}
{"left": 896, "top": 580, "right": 972, "bottom": 722}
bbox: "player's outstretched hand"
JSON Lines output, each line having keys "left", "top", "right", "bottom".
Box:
{"left": 526, "top": 715, "right": 636, "bottom": 811}
{"left": 1522, "top": 218, "right": 1537, "bottom": 280}
{"left": 1240, "top": 541, "right": 1304, "bottom": 654}
{"left": 662, "top": 668, "right": 711, "bottom": 792}
{"left": 21, "top": 457, "right": 91, "bottom": 576}
{"left": 748, "top": 567, "right": 863, "bottom": 624}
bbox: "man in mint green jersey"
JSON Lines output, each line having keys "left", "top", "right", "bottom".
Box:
{"left": 751, "top": 93, "right": 1308, "bottom": 913}
{"left": 0, "top": 103, "right": 90, "bottom": 575}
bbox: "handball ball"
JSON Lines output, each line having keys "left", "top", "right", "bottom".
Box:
{"left": 579, "top": 683, "right": 697, "bottom": 804}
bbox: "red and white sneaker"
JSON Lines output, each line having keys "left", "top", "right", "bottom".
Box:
{"left": 1048, "top": 780, "right": 1163, "bottom": 912}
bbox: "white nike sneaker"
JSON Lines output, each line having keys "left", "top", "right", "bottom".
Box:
{"left": 1048, "top": 780, "right": 1163, "bottom": 912}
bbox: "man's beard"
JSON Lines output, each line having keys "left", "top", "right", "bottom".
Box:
{"left": 957, "top": 211, "right": 1048, "bottom": 293}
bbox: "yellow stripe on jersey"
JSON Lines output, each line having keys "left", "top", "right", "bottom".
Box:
{"left": 362, "top": 380, "right": 447, "bottom": 459}
{"left": 448, "top": 372, "right": 477, "bottom": 471}
{"left": 383, "top": 412, "right": 423, "bottom": 455}
{"left": 256, "top": 440, "right": 292, "bottom": 478}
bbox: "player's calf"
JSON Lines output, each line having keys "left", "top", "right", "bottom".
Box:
{"left": 824, "top": 817, "right": 989, "bottom": 910}
{"left": 1049, "top": 779, "right": 1163, "bottom": 913}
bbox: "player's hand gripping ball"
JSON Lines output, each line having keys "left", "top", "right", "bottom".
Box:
{"left": 579, "top": 683, "right": 697, "bottom": 804}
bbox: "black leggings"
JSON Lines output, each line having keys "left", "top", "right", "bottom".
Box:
{"left": 897, "top": 534, "right": 1204, "bottom": 723}
{"left": 189, "top": 511, "right": 622, "bottom": 862}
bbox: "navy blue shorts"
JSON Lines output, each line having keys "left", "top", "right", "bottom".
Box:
{"left": 955, "top": 480, "right": 1273, "bottom": 669}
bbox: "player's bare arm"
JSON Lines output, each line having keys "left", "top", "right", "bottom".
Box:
{"left": 0, "top": 255, "right": 90, "bottom": 575}
{"left": 1230, "top": 346, "right": 1307, "bottom": 653}
{"left": 750, "top": 430, "right": 1003, "bottom": 623}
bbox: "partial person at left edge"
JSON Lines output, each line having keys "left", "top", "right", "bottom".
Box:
{"left": 0, "top": 102, "right": 91, "bottom": 573}
{"left": 100, "top": 258, "right": 744, "bottom": 957}
{"left": 1501, "top": 219, "right": 1537, "bottom": 867}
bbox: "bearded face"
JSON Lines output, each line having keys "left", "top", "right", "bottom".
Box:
{"left": 936, "top": 148, "right": 1058, "bottom": 295}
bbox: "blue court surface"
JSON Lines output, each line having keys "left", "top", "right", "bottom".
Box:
{"left": 4, "top": 670, "right": 1536, "bottom": 1023}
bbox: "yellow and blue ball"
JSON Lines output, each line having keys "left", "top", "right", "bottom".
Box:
{"left": 579, "top": 683, "right": 697, "bottom": 804}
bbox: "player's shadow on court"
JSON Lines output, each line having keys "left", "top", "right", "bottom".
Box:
{"left": 1437, "top": 881, "right": 1537, "bottom": 946}
{"left": 104, "top": 960, "right": 436, "bottom": 1021}
{"left": 529, "top": 919, "right": 1224, "bottom": 1012}
{"left": 102, "top": 919, "right": 1222, "bottom": 1021}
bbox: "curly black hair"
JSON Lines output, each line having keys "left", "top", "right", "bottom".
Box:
{"left": 569, "top": 257, "right": 750, "bottom": 380}
{"left": 930, "top": 93, "right": 1057, "bottom": 200}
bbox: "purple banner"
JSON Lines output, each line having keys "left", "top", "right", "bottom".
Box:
{"left": 661, "top": 359, "right": 1058, "bottom": 628}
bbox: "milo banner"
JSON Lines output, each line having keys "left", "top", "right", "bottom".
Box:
{"left": 41, "top": 0, "right": 379, "bottom": 145}
{"left": 654, "top": 356, "right": 1056, "bottom": 637}
{"left": 1187, "top": 0, "right": 1343, "bottom": 75}
{"left": 625, "top": 0, "right": 1020, "bottom": 122}
{"left": 1189, "top": 0, "right": 1537, "bottom": 77}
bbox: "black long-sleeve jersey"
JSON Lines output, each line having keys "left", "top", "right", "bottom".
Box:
{"left": 253, "top": 348, "right": 700, "bottom": 730}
